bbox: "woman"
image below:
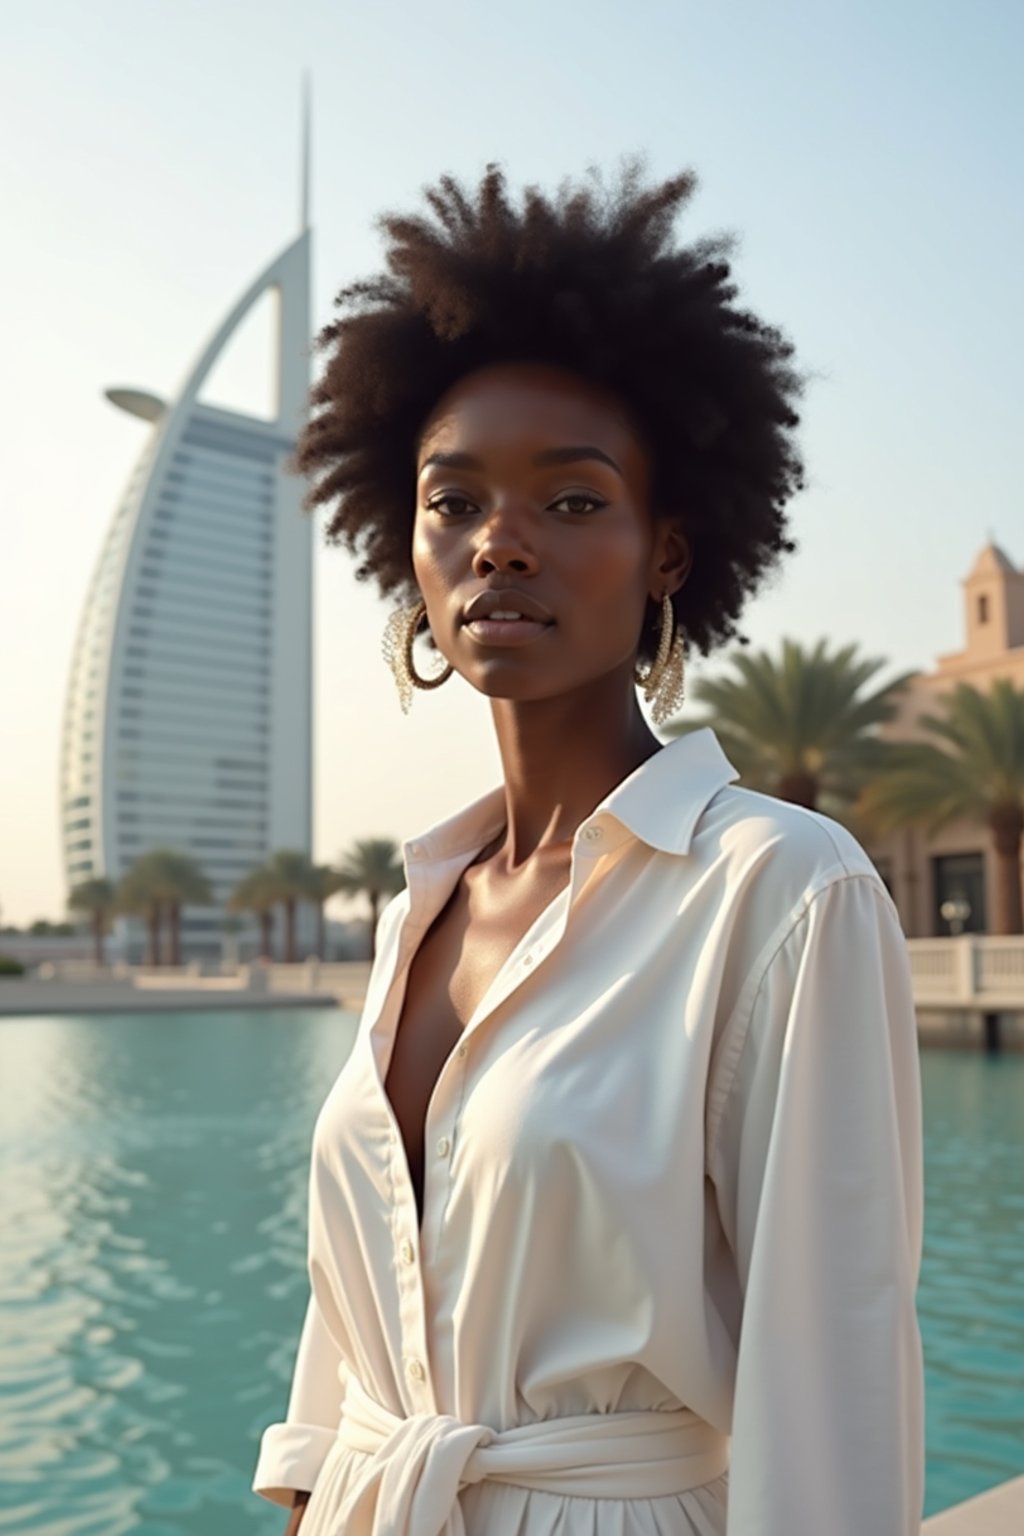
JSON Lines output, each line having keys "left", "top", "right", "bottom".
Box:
{"left": 252, "top": 162, "right": 924, "bottom": 1536}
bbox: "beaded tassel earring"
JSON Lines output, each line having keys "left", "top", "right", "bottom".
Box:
{"left": 382, "top": 598, "right": 454, "bottom": 713}
{"left": 633, "top": 592, "right": 686, "bottom": 726}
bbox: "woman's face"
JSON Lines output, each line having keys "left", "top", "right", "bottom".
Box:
{"left": 412, "top": 360, "right": 690, "bottom": 707}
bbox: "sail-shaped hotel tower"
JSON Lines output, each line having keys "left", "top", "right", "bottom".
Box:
{"left": 60, "top": 195, "right": 313, "bottom": 961}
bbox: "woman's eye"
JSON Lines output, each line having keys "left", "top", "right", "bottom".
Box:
{"left": 426, "top": 494, "right": 475, "bottom": 517}
{"left": 551, "top": 493, "right": 606, "bottom": 515}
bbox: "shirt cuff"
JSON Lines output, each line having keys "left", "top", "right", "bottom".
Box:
{"left": 251, "top": 1419, "right": 339, "bottom": 1508}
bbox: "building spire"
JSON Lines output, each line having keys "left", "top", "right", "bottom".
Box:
{"left": 300, "top": 71, "right": 312, "bottom": 233}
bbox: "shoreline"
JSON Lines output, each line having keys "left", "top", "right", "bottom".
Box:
{"left": 0, "top": 986, "right": 346, "bottom": 1015}
{"left": 2, "top": 968, "right": 1024, "bottom": 1049}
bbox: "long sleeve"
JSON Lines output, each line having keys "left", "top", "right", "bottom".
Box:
{"left": 706, "top": 872, "right": 925, "bottom": 1535}
{"left": 252, "top": 1288, "right": 349, "bottom": 1508}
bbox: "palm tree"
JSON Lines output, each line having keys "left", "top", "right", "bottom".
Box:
{"left": 333, "top": 839, "right": 406, "bottom": 960}
{"left": 115, "top": 849, "right": 214, "bottom": 966}
{"left": 228, "top": 868, "right": 280, "bottom": 960}
{"left": 152, "top": 850, "right": 214, "bottom": 966}
{"left": 859, "top": 679, "right": 1024, "bottom": 935}
{"left": 664, "top": 637, "right": 917, "bottom": 812}
{"left": 304, "top": 863, "right": 346, "bottom": 960}
{"left": 265, "top": 850, "right": 316, "bottom": 963}
{"left": 67, "top": 877, "right": 117, "bottom": 967}
{"left": 115, "top": 860, "right": 166, "bottom": 965}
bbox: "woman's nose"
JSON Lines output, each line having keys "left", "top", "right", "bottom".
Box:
{"left": 470, "top": 503, "right": 541, "bottom": 576}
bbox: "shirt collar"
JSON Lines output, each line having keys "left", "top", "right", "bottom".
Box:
{"left": 402, "top": 728, "right": 739, "bottom": 868}
{"left": 596, "top": 726, "right": 740, "bottom": 855}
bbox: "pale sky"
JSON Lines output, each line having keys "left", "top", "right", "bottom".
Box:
{"left": 1, "top": 0, "right": 1021, "bottom": 927}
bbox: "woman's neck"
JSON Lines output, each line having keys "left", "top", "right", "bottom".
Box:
{"left": 486, "top": 674, "right": 662, "bottom": 870}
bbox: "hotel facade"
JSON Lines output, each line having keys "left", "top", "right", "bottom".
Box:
{"left": 59, "top": 225, "right": 313, "bottom": 960}
{"left": 866, "top": 541, "right": 1024, "bottom": 938}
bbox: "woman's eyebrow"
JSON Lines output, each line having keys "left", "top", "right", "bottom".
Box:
{"left": 418, "top": 445, "right": 623, "bottom": 474}
{"left": 533, "top": 445, "right": 622, "bottom": 473}
{"left": 418, "top": 450, "right": 480, "bottom": 472}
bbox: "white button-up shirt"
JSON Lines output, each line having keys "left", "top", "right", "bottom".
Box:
{"left": 253, "top": 727, "right": 924, "bottom": 1536}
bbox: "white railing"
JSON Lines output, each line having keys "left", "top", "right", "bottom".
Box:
{"left": 265, "top": 960, "right": 372, "bottom": 1000}
{"left": 907, "top": 935, "right": 1024, "bottom": 1006}
{"left": 13, "top": 944, "right": 1024, "bottom": 1015}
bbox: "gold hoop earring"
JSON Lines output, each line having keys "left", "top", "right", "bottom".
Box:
{"left": 633, "top": 592, "right": 686, "bottom": 726}
{"left": 382, "top": 598, "right": 454, "bottom": 714}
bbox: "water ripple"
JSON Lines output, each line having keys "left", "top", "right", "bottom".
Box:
{"left": 0, "top": 1009, "right": 358, "bottom": 1534}
{"left": 0, "top": 1016, "right": 1021, "bottom": 1527}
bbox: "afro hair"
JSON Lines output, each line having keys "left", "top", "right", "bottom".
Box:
{"left": 297, "top": 158, "right": 807, "bottom": 661}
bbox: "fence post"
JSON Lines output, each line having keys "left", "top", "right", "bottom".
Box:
{"left": 953, "top": 936, "right": 975, "bottom": 1003}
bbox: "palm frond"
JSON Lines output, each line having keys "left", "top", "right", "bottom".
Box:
{"left": 673, "top": 637, "right": 916, "bottom": 807}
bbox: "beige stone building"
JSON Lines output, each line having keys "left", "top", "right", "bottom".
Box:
{"left": 864, "top": 541, "right": 1024, "bottom": 937}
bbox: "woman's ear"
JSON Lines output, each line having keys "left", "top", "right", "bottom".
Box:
{"left": 652, "top": 516, "right": 693, "bottom": 594}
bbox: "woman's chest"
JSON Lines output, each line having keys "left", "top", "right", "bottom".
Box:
{"left": 383, "top": 865, "right": 572, "bottom": 1213}
{"left": 316, "top": 856, "right": 731, "bottom": 1236}
{"left": 314, "top": 925, "right": 717, "bottom": 1301}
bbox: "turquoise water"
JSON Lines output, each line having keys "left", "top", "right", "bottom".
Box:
{"left": 917, "top": 1049, "right": 1024, "bottom": 1512}
{"left": 0, "top": 1010, "right": 1020, "bottom": 1532}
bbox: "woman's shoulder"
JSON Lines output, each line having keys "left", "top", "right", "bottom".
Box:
{"left": 694, "top": 780, "right": 891, "bottom": 924}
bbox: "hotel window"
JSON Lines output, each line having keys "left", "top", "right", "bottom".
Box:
{"left": 978, "top": 593, "right": 989, "bottom": 623}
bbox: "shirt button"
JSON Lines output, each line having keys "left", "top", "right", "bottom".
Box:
{"left": 582, "top": 825, "right": 603, "bottom": 843}
{"left": 436, "top": 1135, "right": 451, "bottom": 1158}
{"left": 523, "top": 954, "right": 533, "bottom": 968}
{"left": 456, "top": 1042, "right": 467, "bottom": 1059}
{"left": 406, "top": 1357, "right": 425, "bottom": 1382}
{"left": 399, "top": 1238, "right": 415, "bottom": 1265}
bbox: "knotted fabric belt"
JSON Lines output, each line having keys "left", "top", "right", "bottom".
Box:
{"left": 334, "top": 1372, "right": 729, "bottom": 1536}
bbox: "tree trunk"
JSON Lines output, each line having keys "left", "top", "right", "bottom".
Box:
{"left": 989, "top": 804, "right": 1024, "bottom": 935}
{"left": 147, "top": 905, "right": 160, "bottom": 966}
{"left": 92, "top": 911, "right": 105, "bottom": 968}
{"left": 285, "top": 898, "right": 296, "bottom": 963}
{"left": 169, "top": 901, "right": 182, "bottom": 967}
{"left": 315, "top": 900, "right": 325, "bottom": 960}
{"left": 259, "top": 910, "right": 272, "bottom": 960}
{"left": 776, "top": 769, "right": 819, "bottom": 809}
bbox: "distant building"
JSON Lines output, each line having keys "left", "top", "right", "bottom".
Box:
{"left": 60, "top": 210, "right": 313, "bottom": 961}
{"left": 867, "top": 541, "right": 1024, "bottom": 937}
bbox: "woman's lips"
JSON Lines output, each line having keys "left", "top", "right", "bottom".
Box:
{"left": 463, "top": 618, "right": 554, "bottom": 646}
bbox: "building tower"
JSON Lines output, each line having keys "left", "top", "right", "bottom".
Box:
{"left": 60, "top": 127, "right": 313, "bottom": 961}
{"left": 959, "top": 541, "right": 1024, "bottom": 662}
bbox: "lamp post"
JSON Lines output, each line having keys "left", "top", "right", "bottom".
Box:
{"left": 940, "top": 895, "right": 971, "bottom": 937}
